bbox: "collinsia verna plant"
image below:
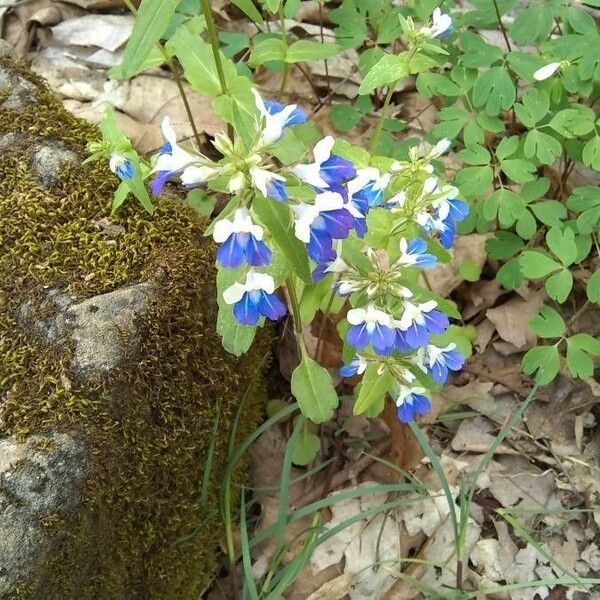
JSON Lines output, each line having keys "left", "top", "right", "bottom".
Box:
{"left": 87, "top": 2, "right": 472, "bottom": 435}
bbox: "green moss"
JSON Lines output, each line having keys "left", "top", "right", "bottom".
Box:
{"left": 0, "top": 58, "right": 269, "bottom": 598}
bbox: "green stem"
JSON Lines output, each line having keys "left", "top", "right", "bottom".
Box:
{"left": 285, "top": 277, "right": 304, "bottom": 354}
{"left": 369, "top": 83, "right": 395, "bottom": 155}
{"left": 200, "top": 0, "right": 228, "bottom": 95}
{"left": 278, "top": 2, "right": 289, "bottom": 99}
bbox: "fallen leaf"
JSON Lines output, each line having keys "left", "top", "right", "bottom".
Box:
{"left": 51, "top": 14, "right": 134, "bottom": 52}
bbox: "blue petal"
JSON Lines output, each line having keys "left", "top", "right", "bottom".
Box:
{"left": 448, "top": 198, "right": 469, "bottom": 222}
{"left": 319, "top": 155, "right": 356, "bottom": 186}
{"left": 439, "top": 219, "right": 456, "bottom": 249}
{"left": 412, "top": 393, "right": 431, "bottom": 415}
{"left": 353, "top": 216, "right": 367, "bottom": 238}
{"left": 115, "top": 160, "right": 134, "bottom": 180}
{"left": 397, "top": 402, "right": 416, "bottom": 423}
{"left": 264, "top": 99, "right": 285, "bottom": 115}
{"left": 318, "top": 209, "right": 354, "bottom": 240}
{"left": 233, "top": 293, "right": 261, "bottom": 325}
{"left": 370, "top": 324, "right": 397, "bottom": 355}
{"left": 395, "top": 329, "right": 412, "bottom": 353}
{"left": 339, "top": 358, "right": 359, "bottom": 378}
{"left": 347, "top": 324, "right": 370, "bottom": 350}
{"left": 430, "top": 362, "right": 449, "bottom": 384}
{"left": 312, "top": 261, "right": 329, "bottom": 282}
{"left": 217, "top": 234, "right": 247, "bottom": 268}
{"left": 355, "top": 182, "right": 384, "bottom": 209}
{"left": 245, "top": 237, "right": 272, "bottom": 267}
{"left": 404, "top": 322, "right": 431, "bottom": 349}
{"left": 257, "top": 291, "right": 287, "bottom": 321}
{"left": 160, "top": 141, "right": 172, "bottom": 155}
{"left": 423, "top": 310, "right": 449, "bottom": 335}
{"left": 307, "top": 228, "right": 335, "bottom": 262}
{"left": 407, "top": 238, "right": 428, "bottom": 255}
{"left": 284, "top": 106, "right": 308, "bottom": 127}
{"left": 266, "top": 178, "right": 288, "bottom": 202}
{"left": 151, "top": 170, "right": 174, "bottom": 196}
{"left": 435, "top": 26, "right": 453, "bottom": 39}
{"left": 414, "top": 253, "right": 438, "bottom": 269}
{"left": 443, "top": 349, "right": 465, "bottom": 371}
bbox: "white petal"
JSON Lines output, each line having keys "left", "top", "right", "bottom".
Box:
{"left": 347, "top": 307, "right": 367, "bottom": 325}
{"left": 434, "top": 138, "right": 451, "bottom": 156}
{"left": 420, "top": 300, "right": 438, "bottom": 313}
{"left": 315, "top": 191, "right": 345, "bottom": 212}
{"left": 213, "top": 218, "right": 236, "bottom": 243}
{"left": 292, "top": 163, "right": 327, "bottom": 189}
{"left": 312, "top": 136, "right": 335, "bottom": 165}
{"left": 423, "top": 177, "right": 438, "bottom": 194}
{"left": 251, "top": 88, "right": 267, "bottom": 116}
{"left": 109, "top": 153, "right": 126, "bottom": 174}
{"left": 246, "top": 271, "right": 275, "bottom": 294}
{"left": 181, "top": 165, "right": 214, "bottom": 186}
{"left": 533, "top": 62, "right": 561, "bottom": 81}
{"left": 223, "top": 282, "right": 246, "bottom": 305}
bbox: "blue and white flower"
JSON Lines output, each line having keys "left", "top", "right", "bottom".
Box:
{"left": 212, "top": 208, "right": 271, "bottom": 268}
{"left": 292, "top": 191, "right": 354, "bottom": 262}
{"left": 423, "top": 343, "right": 465, "bottom": 384}
{"left": 397, "top": 238, "right": 437, "bottom": 269}
{"left": 396, "top": 300, "right": 449, "bottom": 349}
{"left": 292, "top": 136, "right": 356, "bottom": 190}
{"left": 109, "top": 153, "right": 134, "bottom": 180}
{"left": 339, "top": 355, "right": 368, "bottom": 378}
{"left": 346, "top": 304, "right": 396, "bottom": 355}
{"left": 151, "top": 117, "right": 215, "bottom": 195}
{"left": 223, "top": 271, "right": 286, "bottom": 325}
{"left": 312, "top": 253, "right": 348, "bottom": 282}
{"left": 250, "top": 166, "right": 288, "bottom": 202}
{"left": 252, "top": 89, "right": 307, "bottom": 145}
{"left": 346, "top": 168, "right": 390, "bottom": 235}
{"left": 396, "top": 381, "right": 431, "bottom": 423}
{"left": 420, "top": 7, "right": 453, "bottom": 39}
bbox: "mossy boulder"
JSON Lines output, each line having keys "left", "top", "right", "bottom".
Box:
{"left": 0, "top": 50, "right": 268, "bottom": 598}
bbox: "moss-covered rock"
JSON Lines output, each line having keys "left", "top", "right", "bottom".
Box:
{"left": 0, "top": 53, "right": 268, "bottom": 598}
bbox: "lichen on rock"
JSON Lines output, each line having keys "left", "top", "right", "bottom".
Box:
{"left": 0, "top": 51, "right": 268, "bottom": 598}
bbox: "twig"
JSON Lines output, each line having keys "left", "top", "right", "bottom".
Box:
{"left": 491, "top": 0, "right": 512, "bottom": 52}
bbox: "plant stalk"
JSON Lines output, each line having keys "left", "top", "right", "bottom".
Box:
{"left": 278, "top": 2, "right": 290, "bottom": 98}
{"left": 200, "top": 0, "right": 228, "bottom": 95}
{"left": 369, "top": 83, "right": 396, "bottom": 155}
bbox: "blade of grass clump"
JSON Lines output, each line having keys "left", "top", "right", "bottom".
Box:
{"left": 498, "top": 509, "right": 583, "bottom": 583}
{"left": 479, "top": 577, "right": 600, "bottom": 597}
{"left": 240, "top": 487, "right": 260, "bottom": 600}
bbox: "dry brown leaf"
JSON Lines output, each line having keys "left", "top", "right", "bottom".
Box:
{"left": 451, "top": 415, "right": 516, "bottom": 455}
{"left": 462, "top": 280, "right": 505, "bottom": 320}
{"left": 425, "top": 234, "right": 490, "bottom": 297}
{"left": 473, "top": 317, "right": 495, "bottom": 354}
{"left": 51, "top": 14, "right": 133, "bottom": 51}
{"left": 381, "top": 398, "right": 424, "bottom": 473}
{"left": 485, "top": 289, "right": 545, "bottom": 349}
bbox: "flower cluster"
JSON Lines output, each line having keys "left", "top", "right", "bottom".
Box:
{"left": 102, "top": 9, "right": 467, "bottom": 424}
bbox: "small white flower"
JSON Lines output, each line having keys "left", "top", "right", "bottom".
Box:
{"left": 223, "top": 271, "right": 275, "bottom": 305}
{"left": 292, "top": 136, "right": 335, "bottom": 189}
{"left": 292, "top": 191, "right": 345, "bottom": 243}
{"left": 249, "top": 166, "right": 286, "bottom": 197}
{"left": 533, "top": 62, "right": 562, "bottom": 81}
{"left": 213, "top": 208, "right": 264, "bottom": 243}
{"left": 347, "top": 304, "right": 393, "bottom": 329}
{"left": 154, "top": 116, "right": 201, "bottom": 174}
{"left": 420, "top": 7, "right": 452, "bottom": 39}
{"left": 180, "top": 165, "right": 217, "bottom": 187}
{"left": 397, "top": 300, "right": 438, "bottom": 331}
{"left": 228, "top": 172, "right": 245, "bottom": 194}
{"left": 252, "top": 89, "right": 302, "bottom": 145}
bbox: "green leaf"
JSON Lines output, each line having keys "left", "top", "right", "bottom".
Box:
{"left": 248, "top": 37, "right": 285, "bottom": 66}
{"left": 291, "top": 428, "right": 320, "bottom": 465}
{"left": 120, "top": 0, "right": 180, "bottom": 79}
{"left": 483, "top": 189, "right": 527, "bottom": 227}
{"left": 353, "top": 364, "right": 393, "bottom": 416}
{"left": 252, "top": 194, "right": 312, "bottom": 283}
{"left": 230, "top": 0, "right": 264, "bottom": 23}
{"left": 506, "top": 51, "right": 547, "bottom": 81}
{"left": 459, "top": 259, "right": 482, "bottom": 282}
{"left": 286, "top": 40, "right": 341, "bottom": 63}
{"left": 359, "top": 52, "right": 411, "bottom": 94}
{"left": 186, "top": 188, "right": 215, "bottom": 217}
{"left": 510, "top": 4, "right": 553, "bottom": 44}
{"left": 454, "top": 166, "right": 493, "bottom": 198}
{"left": 587, "top": 268, "right": 600, "bottom": 303}
{"left": 291, "top": 354, "right": 339, "bottom": 423}
{"left": 415, "top": 72, "right": 460, "bottom": 97}
{"left": 167, "top": 22, "right": 237, "bottom": 96}
{"left": 111, "top": 181, "right": 130, "bottom": 212}
{"left": 522, "top": 345, "right": 560, "bottom": 385}
{"left": 472, "top": 66, "right": 516, "bottom": 116}
{"left": 583, "top": 136, "right": 600, "bottom": 172}
{"left": 530, "top": 201, "right": 567, "bottom": 227}
{"left": 519, "top": 251, "right": 561, "bottom": 278}
{"left": 432, "top": 106, "right": 470, "bottom": 140}
{"left": 459, "top": 144, "right": 491, "bottom": 166}
{"left": 500, "top": 158, "right": 537, "bottom": 184}
{"left": 459, "top": 31, "right": 504, "bottom": 67}
{"left": 515, "top": 209, "right": 537, "bottom": 240}
{"left": 546, "top": 226, "right": 578, "bottom": 266}
{"left": 548, "top": 107, "right": 596, "bottom": 138}
{"left": 545, "top": 268, "right": 573, "bottom": 303}
{"left": 523, "top": 130, "right": 563, "bottom": 166}
{"left": 529, "top": 305, "right": 566, "bottom": 339}
{"left": 124, "top": 162, "right": 154, "bottom": 214}
{"left": 496, "top": 257, "right": 523, "bottom": 290}
{"left": 330, "top": 0, "right": 368, "bottom": 49}
{"left": 329, "top": 104, "right": 362, "bottom": 132}
{"left": 487, "top": 231, "right": 524, "bottom": 260}
{"left": 216, "top": 268, "right": 257, "bottom": 356}
{"left": 566, "top": 334, "right": 600, "bottom": 378}
{"left": 514, "top": 88, "right": 549, "bottom": 127}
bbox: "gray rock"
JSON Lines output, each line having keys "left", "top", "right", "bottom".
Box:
{"left": 19, "top": 284, "right": 155, "bottom": 380}
{"left": 0, "top": 40, "right": 14, "bottom": 59}
{"left": 0, "top": 433, "right": 88, "bottom": 595}
{"left": 65, "top": 283, "right": 155, "bottom": 378}
{"left": 0, "top": 66, "right": 37, "bottom": 109}
{"left": 31, "top": 143, "right": 79, "bottom": 188}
